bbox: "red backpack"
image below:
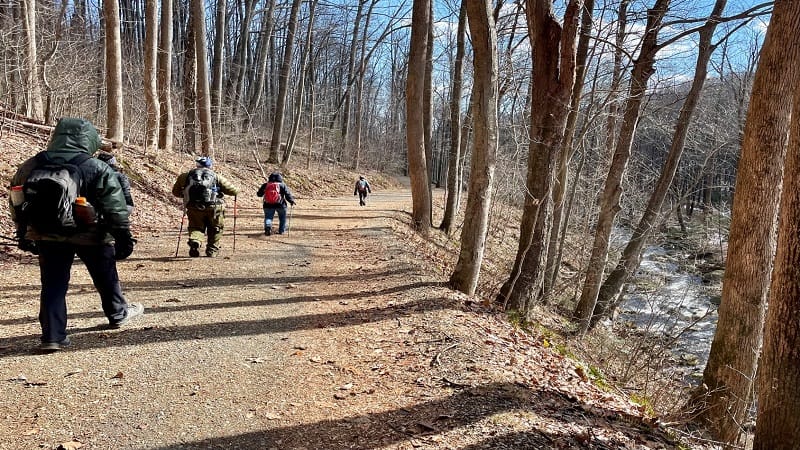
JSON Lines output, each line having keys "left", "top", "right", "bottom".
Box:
{"left": 263, "top": 182, "right": 282, "bottom": 204}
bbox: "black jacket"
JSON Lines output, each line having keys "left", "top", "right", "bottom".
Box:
{"left": 257, "top": 172, "right": 296, "bottom": 208}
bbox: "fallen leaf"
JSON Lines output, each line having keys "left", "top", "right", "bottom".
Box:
{"left": 111, "top": 372, "right": 124, "bottom": 379}
{"left": 65, "top": 369, "right": 83, "bottom": 377}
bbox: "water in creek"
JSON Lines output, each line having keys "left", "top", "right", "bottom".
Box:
{"left": 619, "top": 245, "right": 719, "bottom": 369}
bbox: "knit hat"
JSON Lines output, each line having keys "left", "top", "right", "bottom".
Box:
{"left": 196, "top": 156, "right": 213, "bottom": 168}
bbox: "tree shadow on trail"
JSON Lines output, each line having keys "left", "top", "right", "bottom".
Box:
{"left": 146, "top": 381, "right": 678, "bottom": 450}
{"left": 0, "top": 285, "right": 448, "bottom": 358}
{"left": 0, "top": 267, "right": 421, "bottom": 296}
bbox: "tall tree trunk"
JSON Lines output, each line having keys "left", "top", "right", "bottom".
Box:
{"left": 286, "top": 0, "right": 319, "bottom": 161}
{"left": 157, "top": 0, "right": 174, "bottom": 151}
{"left": 245, "top": 0, "right": 278, "bottom": 130}
{"left": 226, "top": 0, "right": 257, "bottom": 115}
{"left": 754, "top": 56, "right": 800, "bottom": 450}
{"left": 143, "top": 0, "right": 159, "bottom": 154}
{"left": 182, "top": 3, "right": 196, "bottom": 153}
{"left": 104, "top": 0, "right": 124, "bottom": 142}
{"left": 573, "top": 0, "right": 670, "bottom": 335}
{"left": 351, "top": 0, "right": 377, "bottom": 170}
{"left": 448, "top": 0, "right": 498, "bottom": 296}
{"left": 341, "top": 0, "right": 366, "bottom": 147}
{"left": 192, "top": 0, "right": 214, "bottom": 155}
{"left": 423, "top": 1, "right": 434, "bottom": 219}
{"left": 543, "top": 0, "right": 594, "bottom": 295}
{"left": 22, "top": 0, "right": 43, "bottom": 121}
{"left": 694, "top": 0, "right": 800, "bottom": 444}
{"left": 271, "top": 0, "right": 302, "bottom": 164}
{"left": 211, "top": 0, "right": 226, "bottom": 127}
{"left": 406, "top": 0, "right": 432, "bottom": 233}
{"left": 496, "top": 0, "right": 583, "bottom": 315}
{"left": 592, "top": 0, "right": 727, "bottom": 325}
{"left": 440, "top": 1, "right": 468, "bottom": 235}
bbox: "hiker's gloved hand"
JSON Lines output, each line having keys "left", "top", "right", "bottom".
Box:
{"left": 112, "top": 229, "right": 136, "bottom": 260}
{"left": 18, "top": 238, "right": 38, "bottom": 255}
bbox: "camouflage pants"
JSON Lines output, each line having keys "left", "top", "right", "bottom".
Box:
{"left": 186, "top": 203, "right": 225, "bottom": 255}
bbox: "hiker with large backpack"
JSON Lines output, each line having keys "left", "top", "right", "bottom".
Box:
{"left": 9, "top": 118, "right": 142, "bottom": 352}
{"left": 354, "top": 175, "right": 372, "bottom": 206}
{"left": 171, "top": 156, "right": 239, "bottom": 257}
{"left": 257, "top": 172, "right": 296, "bottom": 235}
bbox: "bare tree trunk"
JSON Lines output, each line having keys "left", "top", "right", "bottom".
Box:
{"left": 143, "top": 0, "right": 159, "bottom": 154}
{"left": 694, "top": 1, "right": 800, "bottom": 444}
{"left": 226, "top": 0, "right": 257, "bottom": 115}
{"left": 592, "top": 0, "right": 727, "bottom": 325}
{"left": 192, "top": 0, "right": 214, "bottom": 155}
{"left": 286, "top": 0, "right": 319, "bottom": 164}
{"left": 573, "top": 0, "right": 670, "bottom": 335}
{"left": 754, "top": 59, "right": 800, "bottom": 450}
{"left": 22, "top": 0, "right": 43, "bottom": 121}
{"left": 448, "top": 0, "right": 497, "bottom": 296}
{"left": 406, "top": 0, "right": 432, "bottom": 233}
{"left": 39, "top": 1, "right": 68, "bottom": 125}
{"left": 496, "top": 0, "right": 583, "bottom": 315}
{"left": 157, "top": 0, "right": 174, "bottom": 151}
{"left": 211, "top": 0, "right": 226, "bottom": 127}
{"left": 272, "top": 0, "right": 302, "bottom": 164}
{"left": 440, "top": 1, "right": 468, "bottom": 235}
{"left": 245, "top": 0, "right": 278, "bottom": 130}
{"left": 183, "top": 4, "right": 196, "bottom": 154}
{"left": 543, "top": 0, "right": 595, "bottom": 295}
{"left": 103, "top": 0, "right": 124, "bottom": 142}
{"left": 423, "top": 1, "right": 434, "bottom": 219}
{"left": 351, "top": 0, "right": 377, "bottom": 171}
{"left": 341, "top": 0, "right": 366, "bottom": 150}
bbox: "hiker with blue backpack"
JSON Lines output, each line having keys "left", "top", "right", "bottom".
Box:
{"left": 257, "top": 172, "right": 296, "bottom": 235}
{"left": 172, "top": 156, "right": 239, "bottom": 257}
{"left": 9, "top": 118, "right": 143, "bottom": 352}
{"left": 354, "top": 175, "right": 371, "bottom": 206}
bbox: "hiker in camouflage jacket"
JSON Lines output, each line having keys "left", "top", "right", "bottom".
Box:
{"left": 172, "top": 157, "right": 238, "bottom": 257}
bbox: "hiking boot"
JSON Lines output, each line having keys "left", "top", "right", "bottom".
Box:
{"left": 108, "top": 303, "right": 144, "bottom": 329}
{"left": 188, "top": 241, "right": 200, "bottom": 257}
{"left": 206, "top": 251, "right": 217, "bottom": 257}
{"left": 265, "top": 228, "right": 272, "bottom": 236}
{"left": 39, "top": 337, "right": 71, "bottom": 353}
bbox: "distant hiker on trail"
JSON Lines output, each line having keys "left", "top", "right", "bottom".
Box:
{"left": 257, "top": 172, "right": 296, "bottom": 235}
{"left": 354, "top": 175, "right": 371, "bottom": 206}
{"left": 97, "top": 151, "right": 134, "bottom": 213}
{"left": 8, "top": 117, "right": 142, "bottom": 352}
{"left": 172, "top": 156, "right": 239, "bottom": 257}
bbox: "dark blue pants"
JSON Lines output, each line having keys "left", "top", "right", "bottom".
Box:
{"left": 38, "top": 241, "right": 128, "bottom": 343}
{"left": 263, "top": 205, "right": 288, "bottom": 233}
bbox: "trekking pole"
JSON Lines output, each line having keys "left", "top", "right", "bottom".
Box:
{"left": 286, "top": 204, "right": 294, "bottom": 236}
{"left": 174, "top": 208, "right": 186, "bottom": 257}
{"left": 0, "top": 233, "right": 19, "bottom": 243}
{"left": 232, "top": 196, "right": 238, "bottom": 253}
